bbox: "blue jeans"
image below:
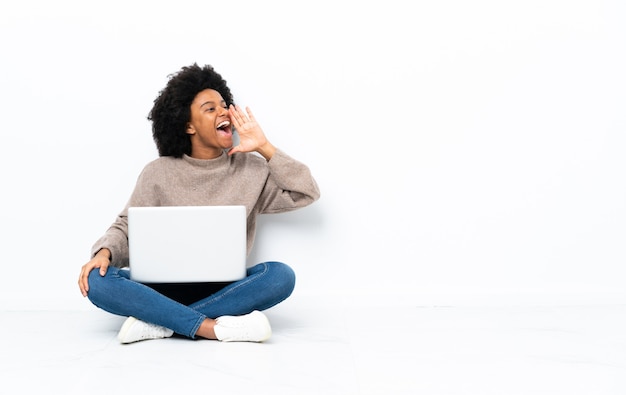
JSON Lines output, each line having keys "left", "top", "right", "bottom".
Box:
{"left": 87, "top": 261, "right": 295, "bottom": 338}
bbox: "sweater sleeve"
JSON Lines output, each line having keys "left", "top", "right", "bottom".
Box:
{"left": 89, "top": 164, "right": 161, "bottom": 268}
{"left": 256, "top": 148, "right": 321, "bottom": 214}
{"left": 90, "top": 209, "right": 130, "bottom": 268}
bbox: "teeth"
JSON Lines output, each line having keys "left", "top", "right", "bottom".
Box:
{"left": 217, "top": 121, "right": 230, "bottom": 129}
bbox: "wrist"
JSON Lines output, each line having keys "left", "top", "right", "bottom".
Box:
{"left": 96, "top": 248, "right": 112, "bottom": 261}
{"left": 257, "top": 142, "right": 276, "bottom": 161}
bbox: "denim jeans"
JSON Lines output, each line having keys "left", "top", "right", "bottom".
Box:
{"left": 87, "top": 261, "right": 295, "bottom": 338}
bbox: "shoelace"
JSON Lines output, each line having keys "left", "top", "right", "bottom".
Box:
{"left": 138, "top": 322, "right": 169, "bottom": 339}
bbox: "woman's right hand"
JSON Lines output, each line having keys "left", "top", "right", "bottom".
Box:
{"left": 78, "top": 249, "right": 111, "bottom": 297}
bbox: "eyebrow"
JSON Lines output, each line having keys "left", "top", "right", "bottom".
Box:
{"left": 200, "top": 100, "right": 226, "bottom": 108}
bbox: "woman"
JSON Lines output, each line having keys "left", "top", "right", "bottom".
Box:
{"left": 78, "top": 63, "right": 320, "bottom": 344}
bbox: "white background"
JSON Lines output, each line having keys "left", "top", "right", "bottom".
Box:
{"left": 0, "top": 0, "right": 624, "bottom": 310}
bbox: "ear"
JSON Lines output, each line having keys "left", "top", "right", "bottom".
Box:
{"left": 186, "top": 123, "right": 195, "bottom": 135}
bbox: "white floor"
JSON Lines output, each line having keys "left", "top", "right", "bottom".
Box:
{"left": 3, "top": 296, "right": 626, "bottom": 395}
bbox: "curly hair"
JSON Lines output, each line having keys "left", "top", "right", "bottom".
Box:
{"left": 148, "top": 63, "right": 234, "bottom": 157}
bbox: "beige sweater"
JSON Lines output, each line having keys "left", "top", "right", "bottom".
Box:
{"left": 91, "top": 149, "right": 320, "bottom": 268}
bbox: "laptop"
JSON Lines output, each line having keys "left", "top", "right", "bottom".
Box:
{"left": 127, "top": 205, "right": 247, "bottom": 283}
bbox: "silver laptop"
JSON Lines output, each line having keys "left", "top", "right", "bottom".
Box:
{"left": 127, "top": 205, "right": 247, "bottom": 283}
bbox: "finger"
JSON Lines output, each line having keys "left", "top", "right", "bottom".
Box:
{"left": 229, "top": 105, "right": 243, "bottom": 128}
{"left": 227, "top": 145, "right": 241, "bottom": 156}
{"left": 234, "top": 105, "right": 250, "bottom": 123}
{"left": 78, "top": 267, "right": 90, "bottom": 296}
{"left": 99, "top": 261, "right": 109, "bottom": 277}
{"left": 245, "top": 106, "right": 256, "bottom": 123}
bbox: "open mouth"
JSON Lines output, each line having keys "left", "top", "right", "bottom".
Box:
{"left": 217, "top": 120, "right": 232, "bottom": 135}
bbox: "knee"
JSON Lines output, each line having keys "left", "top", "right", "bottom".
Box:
{"left": 85, "top": 267, "right": 123, "bottom": 306}
{"left": 265, "top": 261, "right": 296, "bottom": 298}
{"left": 85, "top": 270, "right": 106, "bottom": 304}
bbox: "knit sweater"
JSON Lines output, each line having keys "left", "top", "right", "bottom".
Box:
{"left": 91, "top": 148, "right": 320, "bottom": 268}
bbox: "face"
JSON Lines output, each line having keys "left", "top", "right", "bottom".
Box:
{"left": 186, "top": 89, "right": 233, "bottom": 159}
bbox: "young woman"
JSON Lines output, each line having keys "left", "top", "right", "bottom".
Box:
{"left": 78, "top": 63, "right": 320, "bottom": 344}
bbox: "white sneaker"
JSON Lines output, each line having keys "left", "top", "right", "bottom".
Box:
{"left": 117, "top": 316, "right": 174, "bottom": 344}
{"left": 214, "top": 310, "right": 272, "bottom": 342}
